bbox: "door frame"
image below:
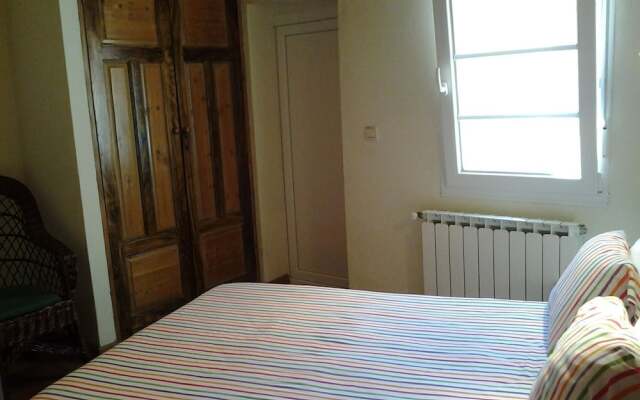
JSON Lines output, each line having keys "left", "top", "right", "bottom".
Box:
{"left": 276, "top": 19, "right": 347, "bottom": 288}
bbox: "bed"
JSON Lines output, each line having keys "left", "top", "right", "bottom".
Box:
{"left": 35, "top": 283, "right": 548, "bottom": 400}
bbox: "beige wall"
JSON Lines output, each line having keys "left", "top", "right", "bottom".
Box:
{"left": 0, "top": 1, "right": 23, "bottom": 180}
{"left": 244, "top": 0, "right": 337, "bottom": 282}
{"left": 3, "top": 0, "right": 103, "bottom": 349}
{"left": 338, "top": 0, "right": 640, "bottom": 294}
{"left": 245, "top": 1, "right": 290, "bottom": 282}
{"left": 58, "top": 0, "right": 117, "bottom": 347}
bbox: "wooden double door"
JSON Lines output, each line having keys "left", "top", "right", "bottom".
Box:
{"left": 82, "top": 0, "right": 256, "bottom": 338}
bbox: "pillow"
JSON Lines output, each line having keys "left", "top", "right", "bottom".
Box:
{"left": 531, "top": 297, "right": 640, "bottom": 400}
{"left": 631, "top": 238, "right": 640, "bottom": 267}
{"left": 547, "top": 231, "right": 640, "bottom": 353}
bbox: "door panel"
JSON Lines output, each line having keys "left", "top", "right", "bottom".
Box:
{"left": 84, "top": 0, "right": 194, "bottom": 337}
{"left": 200, "top": 226, "right": 246, "bottom": 289}
{"left": 126, "top": 244, "right": 183, "bottom": 313}
{"left": 213, "top": 63, "right": 241, "bottom": 215}
{"left": 103, "top": 0, "right": 159, "bottom": 45}
{"left": 182, "top": 60, "right": 248, "bottom": 290}
{"left": 277, "top": 20, "right": 348, "bottom": 287}
{"left": 106, "top": 63, "right": 145, "bottom": 240}
{"left": 142, "top": 64, "right": 177, "bottom": 232}
{"left": 181, "top": 0, "right": 229, "bottom": 48}
{"left": 178, "top": 0, "right": 256, "bottom": 292}
{"left": 184, "top": 63, "right": 217, "bottom": 222}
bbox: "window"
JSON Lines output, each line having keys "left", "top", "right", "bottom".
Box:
{"left": 433, "top": 0, "right": 613, "bottom": 205}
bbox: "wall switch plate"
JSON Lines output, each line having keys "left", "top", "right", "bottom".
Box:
{"left": 364, "top": 126, "right": 378, "bottom": 142}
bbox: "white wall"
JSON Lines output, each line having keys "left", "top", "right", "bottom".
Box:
{"left": 244, "top": 0, "right": 337, "bottom": 282}
{"left": 338, "top": 0, "right": 640, "bottom": 294}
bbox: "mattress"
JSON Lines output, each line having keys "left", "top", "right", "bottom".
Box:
{"left": 36, "top": 283, "right": 548, "bottom": 400}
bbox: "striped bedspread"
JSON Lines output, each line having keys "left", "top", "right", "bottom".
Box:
{"left": 36, "top": 283, "right": 548, "bottom": 399}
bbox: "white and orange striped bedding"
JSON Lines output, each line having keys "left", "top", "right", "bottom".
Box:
{"left": 36, "top": 283, "right": 548, "bottom": 399}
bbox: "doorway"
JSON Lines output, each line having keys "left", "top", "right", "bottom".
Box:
{"left": 243, "top": 0, "right": 348, "bottom": 287}
{"left": 277, "top": 19, "right": 348, "bottom": 287}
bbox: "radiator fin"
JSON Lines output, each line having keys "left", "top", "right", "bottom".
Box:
{"left": 450, "top": 226, "right": 465, "bottom": 297}
{"left": 493, "top": 230, "right": 510, "bottom": 299}
{"left": 422, "top": 222, "right": 437, "bottom": 296}
{"left": 526, "top": 233, "right": 543, "bottom": 301}
{"left": 435, "top": 223, "right": 450, "bottom": 296}
{"left": 510, "top": 231, "right": 526, "bottom": 300}
{"left": 464, "top": 227, "right": 480, "bottom": 298}
{"left": 478, "top": 228, "right": 493, "bottom": 298}
{"left": 542, "top": 234, "right": 560, "bottom": 301}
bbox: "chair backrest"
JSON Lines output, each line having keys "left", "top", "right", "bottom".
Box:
{"left": 0, "top": 177, "right": 62, "bottom": 292}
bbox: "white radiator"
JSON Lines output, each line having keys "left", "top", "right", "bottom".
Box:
{"left": 415, "top": 210, "right": 586, "bottom": 301}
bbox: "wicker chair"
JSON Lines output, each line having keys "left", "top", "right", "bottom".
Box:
{"left": 0, "top": 176, "right": 86, "bottom": 376}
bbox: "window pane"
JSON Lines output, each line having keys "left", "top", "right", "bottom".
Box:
{"left": 456, "top": 50, "right": 579, "bottom": 116}
{"left": 451, "top": 0, "right": 577, "bottom": 55}
{"left": 459, "top": 117, "right": 581, "bottom": 179}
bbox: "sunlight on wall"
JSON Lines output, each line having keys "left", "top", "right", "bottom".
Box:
{"left": 339, "top": 0, "right": 640, "bottom": 294}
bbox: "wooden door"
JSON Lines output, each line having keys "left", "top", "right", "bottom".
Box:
{"left": 83, "top": 0, "right": 195, "bottom": 337}
{"left": 176, "top": 0, "right": 257, "bottom": 291}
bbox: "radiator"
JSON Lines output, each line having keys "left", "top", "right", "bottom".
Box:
{"left": 415, "top": 210, "right": 586, "bottom": 301}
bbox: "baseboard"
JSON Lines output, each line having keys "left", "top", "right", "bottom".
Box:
{"left": 269, "top": 274, "right": 290, "bottom": 284}
{"left": 99, "top": 340, "right": 118, "bottom": 354}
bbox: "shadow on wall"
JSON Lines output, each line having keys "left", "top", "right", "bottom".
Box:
{"left": 0, "top": 0, "right": 99, "bottom": 351}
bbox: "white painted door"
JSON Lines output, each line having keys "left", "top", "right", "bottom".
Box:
{"left": 277, "top": 19, "right": 348, "bottom": 287}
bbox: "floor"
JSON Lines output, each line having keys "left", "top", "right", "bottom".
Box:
{"left": 4, "top": 350, "right": 85, "bottom": 400}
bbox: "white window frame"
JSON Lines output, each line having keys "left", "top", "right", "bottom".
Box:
{"left": 433, "top": 0, "right": 614, "bottom": 206}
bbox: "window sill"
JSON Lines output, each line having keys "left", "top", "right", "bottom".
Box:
{"left": 441, "top": 182, "right": 609, "bottom": 208}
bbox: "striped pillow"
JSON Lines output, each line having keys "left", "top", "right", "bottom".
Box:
{"left": 531, "top": 297, "right": 640, "bottom": 400}
{"left": 547, "top": 231, "right": 640, "bottom": 353}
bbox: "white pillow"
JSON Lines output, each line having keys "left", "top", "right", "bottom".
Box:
{"left": 632, "top": 239, "right": 640, "bottom": 266}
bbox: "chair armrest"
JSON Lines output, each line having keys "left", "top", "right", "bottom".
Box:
{"left": 0, "top": 176, "right": 78, "bottom": 299}
{"left": 29, "top": 228, "right": 78, "bottom": 299}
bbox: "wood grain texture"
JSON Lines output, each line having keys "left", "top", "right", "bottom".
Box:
{"left": 127, "top": 245, "right": 183, "bottom": 312}
{"left": 213, "top": 63, "right": 241, "bottom": 214}
{"left": 142, "top": 63, "right": 176, "bottom": 231}
{"left": 130, "top": 62, "right": 157, "bottom": 234}
{"left": 103, "top": 0, "right": 158, "bottom": 45}
{"left": 185, "top": 63, "right": 217, "bottom": 221}
{"left": 181, "top": 0, "right": 229, "bottom": 48}
{"left": 107, "top": 64, "right": 145, "bottom": 239}
{"left": 199, "top": 225, "right": 246, "bottom": 290}
{"left": 83, "top": 0, "right": 257, "bottom": 338}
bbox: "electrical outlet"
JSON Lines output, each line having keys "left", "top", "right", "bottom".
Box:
{"left": 364, "top": 126, "right": 378, "bottom": 142}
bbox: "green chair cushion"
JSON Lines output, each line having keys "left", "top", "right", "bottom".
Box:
{"left": 0, "top": 286, "right": 61, "bottom": 321}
